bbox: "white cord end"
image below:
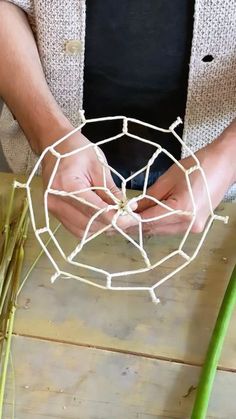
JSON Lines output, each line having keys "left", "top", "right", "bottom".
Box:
{"left": 51, "top": 272, "right": 60, "bottom": 283}
{"left": 214, "top": 214, "right": 229, "bottom": 224}
{"left": 150, "top": 289, "right": 160, "bottom": 304}
{"left": 14, "top": 180, "right": 27, "bottom": 189}
{"left": 169, "top": 116, "right": 183, "bottom": 131}
{"left": 79, "top": 109, "right": 86, "bottom": 124}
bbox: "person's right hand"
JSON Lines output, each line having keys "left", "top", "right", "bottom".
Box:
{"left": 42, "top": 130, "right": 137, "bottom": 238}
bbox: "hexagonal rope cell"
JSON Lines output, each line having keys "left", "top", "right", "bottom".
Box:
{"left": 14, "top": 111, "right": 228, "bottom": 304}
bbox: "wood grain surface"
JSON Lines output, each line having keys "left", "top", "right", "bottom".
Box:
{"left": 1, "top": 172, "right": 236, "bottom": 418}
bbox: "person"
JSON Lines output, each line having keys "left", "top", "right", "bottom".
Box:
{"left": 0, "top": 1, "right": 235, "bottom": 238}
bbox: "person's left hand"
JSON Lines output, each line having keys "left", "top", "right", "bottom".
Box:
{"left": 131, "top": 137, "right": 236, "bottom": 235}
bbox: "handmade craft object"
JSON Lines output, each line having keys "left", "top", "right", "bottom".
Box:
{"left": 15, "top": 111, "right": 228, "bottom": 303}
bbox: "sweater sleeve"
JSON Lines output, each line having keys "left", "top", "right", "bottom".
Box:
{"left": 4, "top": 0, "right": 33, "bottom": 15}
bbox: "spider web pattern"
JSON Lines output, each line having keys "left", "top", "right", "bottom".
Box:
{"left": 15, "top": 111, "right": 228, "bottom": 304}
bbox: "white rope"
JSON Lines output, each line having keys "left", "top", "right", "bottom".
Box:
{"left": 15, "top": 112, "right": 228, "bottom": 304}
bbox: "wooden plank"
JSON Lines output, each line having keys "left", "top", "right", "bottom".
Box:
{"left": 3, "top": 336, "right": 236, "bottom": 418}
{"left": 1, "top": 173, "right": 236, "bottom": 368}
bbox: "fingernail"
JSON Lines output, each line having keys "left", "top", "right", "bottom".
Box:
{"left": 130, "top": 202, "right": 138, "bottom": 211}
{"left": 127, "top": 200, "right": 138, "bottom": 211}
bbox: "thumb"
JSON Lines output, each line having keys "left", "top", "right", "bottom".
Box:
{"left": 105, "top": 173, "right": 138, "bottom": 211}
{"left": 95, "top": 170, "right": 123, "bottom": 205}
{"left": 96, "top": 171, "right": 137, "bottom": 211}
{"left": 136, "top": 174, "right": 170, "bottom": 213}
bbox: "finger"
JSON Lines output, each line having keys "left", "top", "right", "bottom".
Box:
{"left": 49, "top": 180, "right": 108, "bottom": 217}
{"left": 95, "top": 169, "right": 139, "bottom": 210}
{"left": 59, "top": 214, "right": 112, "bottom": 240}
{"left": 72, "top": 188, "right": 109, "bottom": 211}
{"left": 97, "top": 169, "right": 123, "bottom": 204}
{"left": 49, "top": 180, "right": 139, "bottom": 235}
{"left": 91, "top": 146, "right": 125, "bottom": 204}
{"left": 58, "top": 187, "right": 115, "bottom": 223}
{"left": 91, "top": 166, "right": 138, "bottom": 212}
{"left": 138, "top": 198, "right": 193, "bottom": 226}
{"left": 70, "top": 190, "right": 138, "bottom": 228}
{"left": 127, "top": 221, "right": 190, "bottom": 236}
{"left": 48, "top": 197, "right": 105, "bottom": 233}
{"left": 143, "top": 221, "right": 190, "bottom": 235}
{"left": 136, "top": 175, "right": 171, "bottom": 212}
{"left": 59, "top": 216, "right": 86, "bottom": 238}
{"left": 49, "top": 193, "right": 137, "bottom": 238}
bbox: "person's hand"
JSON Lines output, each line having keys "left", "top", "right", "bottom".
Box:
{"left": 134, "top": 137, "right": 236, "bottom": 235}
{"left": 42, "top": 130, "right": 136, "bottom": 238}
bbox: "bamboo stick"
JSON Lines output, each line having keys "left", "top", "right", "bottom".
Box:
{"left": 0, "top": 305, "right": 16, "bottom": 418}
{"left": 191, "top": 264, "right": 236, "bottom": 418}
{"left": 17, "top": 222, "right": 61, "bottom": 298}
{"left": 0, "top": 188, "right": 29, "bottom": 418}
{"left": 0, "top": 243, "right": 25, "bottom": 418}
{"left": 2, "top": 185, "right": 16, "bottom": 258}
{"left": 0, "top": 199, "right": 28, "bottom": 297}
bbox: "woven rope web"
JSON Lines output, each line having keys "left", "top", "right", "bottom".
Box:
{"left": 15, "top": 111, "right": 228, "bottom": 303}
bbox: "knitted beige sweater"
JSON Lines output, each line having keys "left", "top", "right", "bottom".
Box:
{"left": 0, "top": 0, "right": 236, "bottom": 200}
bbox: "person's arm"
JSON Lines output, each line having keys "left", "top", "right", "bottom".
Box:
{"left": 0, "top": 2, "right": 71, "bottom": 153}
{"left": 219, "top": 118, "right": 236, "bottom": 179}
{"left": 134, "top": 122, "right": 236, "bottom": 235}
{"left": 0, "top": 3, "right": 136, "bottom": 236}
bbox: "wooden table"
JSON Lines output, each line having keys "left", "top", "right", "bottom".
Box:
{"left": 1, "top": 172, "right": 236, "bottom": 419}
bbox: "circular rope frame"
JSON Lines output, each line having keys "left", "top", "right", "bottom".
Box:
{"left": 15, "top": 111, "right": 228, "bottom": 303}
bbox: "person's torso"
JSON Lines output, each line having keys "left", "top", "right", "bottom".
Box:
{"left": 83, "top": 0, "right": 194, "bottom": 174}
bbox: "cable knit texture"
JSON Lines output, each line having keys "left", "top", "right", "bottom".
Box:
{"left": 0, "top": 0, "right": 235, "bottom": 200}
